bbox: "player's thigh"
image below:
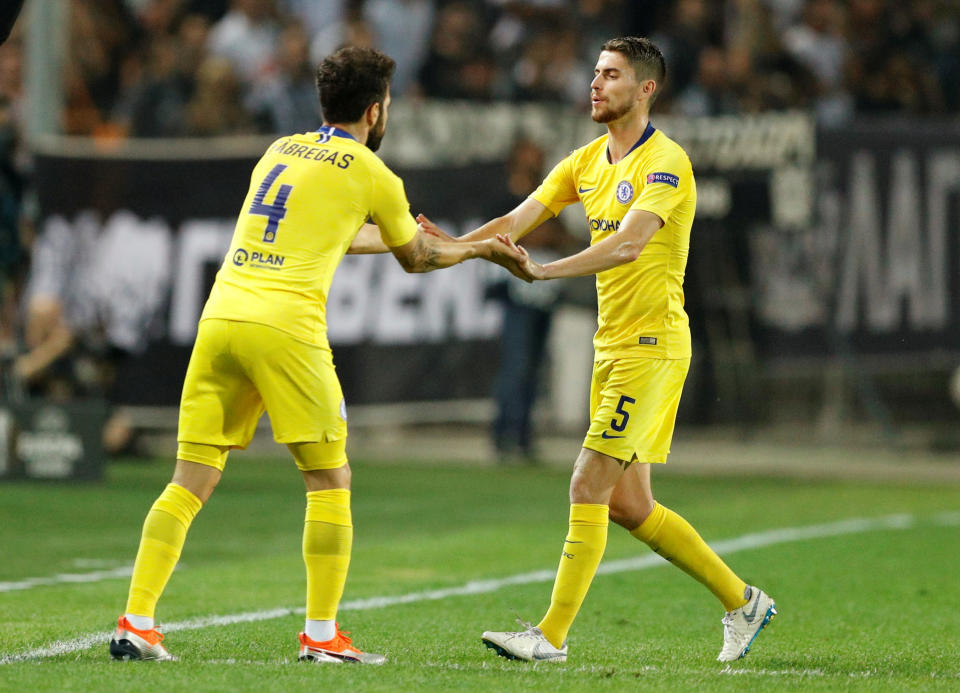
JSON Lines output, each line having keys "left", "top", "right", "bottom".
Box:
{"left": 177, "top": 319, "right": 265, "bottom": 471}
{"left": 236, "top": 323, "right": 348, "bottom": 450}
{"left": 582, "top": 357, "right": 690, "bottom": 465}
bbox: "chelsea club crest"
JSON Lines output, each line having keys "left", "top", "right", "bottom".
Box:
{"left": 616, "top": 180, "right": 634, "bottom": 204}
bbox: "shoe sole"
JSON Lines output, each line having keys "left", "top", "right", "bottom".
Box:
{"left": 481, "top": 638, "right": 567, "bottom": 663}
{"left": 109, "top": 638, "right": 142, "bottom": 661}
{"left": 298, "top": 652, "right": 345, "bottom": 664}
{"left": 736, "top": 603, "right": 778, "bottom": 661}
{"left": 109, "top": 638, "right": 173, "bottom": 661}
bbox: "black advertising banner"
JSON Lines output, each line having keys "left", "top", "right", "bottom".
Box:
{"left": 751, "top": 119, "right": 960, "bottom": 360}
{"left": 31, "top": 150, "right": 505, "bottom": 406}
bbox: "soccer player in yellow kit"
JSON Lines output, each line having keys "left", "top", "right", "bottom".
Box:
{"left": 424, "top": 37, "right": 777, "bottom": 663}
{"left": 109, "top": 46, "right": 525, "bottom": 664}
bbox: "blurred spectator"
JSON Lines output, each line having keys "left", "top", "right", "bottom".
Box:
{"left": 675, "top": 45, "right": 743, "bottom": 116}
{"left": 113, "top": 34, "right": 192, "bottom": 137}
{"left": 363, "top": 0, "right": 435, "bottom": 95}
{"left": 309, "top": 13, "right": 376, "bottom": 66}
{"left": 651, "top": 0, "right": 721, "bottom": 102}
{"left": 206, "top": 0, "right": 281, "bottom": 84}
{"left": 184, "top": 55, "right": 255, "bottom": 135}
{"left": 0, "top": 0, "right": 24, "bottom": 46}
{"left": 511, "top": 25, "right": 588, "bottom": 103}
{"left": 417, "top": 2, "right": 488, "bottom": 99}
{"left": 0, "top": 95, "right": 24, "bottom": 365}
{"left": 781, "top": 0, "right": 854, "bottom": 124}
{"left": 0, "top": 28, "right": 26, "bottom": 381}
{"left": 246, "top": 21, "right": 319, "bottom": 133}
{"left": 491, "top": 138, "right": 572, "bottom": 463}
{"left": 65, "top": 0, "right": 139, "bottom": 135}
{"left": 283, "top": 0, "right": 350, "bottom": 38}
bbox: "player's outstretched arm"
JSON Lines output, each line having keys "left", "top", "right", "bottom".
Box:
{"left": 417, "top": 198, "right": 554, "bottom": 245}
{"left": 390, "top": 230, "right": 530, "bottom": 280}
{"left": 517, "top": 209, "right": 664, "bottom": 280}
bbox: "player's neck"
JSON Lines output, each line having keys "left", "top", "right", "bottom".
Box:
{"left": 605, "top": 111, "right": 650, "bottom": 164}
{"left": 323, "top": 121, "right": 368, "bottom": 145}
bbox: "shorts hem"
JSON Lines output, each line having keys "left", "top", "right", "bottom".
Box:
{"left": 176, "top": 449, "right": 227, "bottom": 470}
{"left": 296, "top": 455, "right": 348, "bottom": 472}
{"left": 582, "top": 442, "right": 668, "bottom": 465}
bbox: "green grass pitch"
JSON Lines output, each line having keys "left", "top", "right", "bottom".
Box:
{"left": 1, "top": 454, "right": 958, "bottom": 691}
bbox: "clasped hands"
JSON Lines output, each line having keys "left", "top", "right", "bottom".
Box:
{"left": 416, "top": 214, "right": 544, "bottom": 282}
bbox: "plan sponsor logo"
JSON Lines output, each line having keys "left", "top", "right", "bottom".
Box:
{"left": 233, "top": 248, "right": 285, "bottom": 269}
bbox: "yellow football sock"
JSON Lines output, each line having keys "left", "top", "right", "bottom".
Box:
{"left": 125, "top": 483, "right": 203, "bottom": 618}
{"left": 303, "top": 489, "right": 353, "bottom": 621}
{"left": 631, "top": 502, "right": 748, "bottom": 611}
{"left": 537, "top": 503, "right": 608, "bottom": 649}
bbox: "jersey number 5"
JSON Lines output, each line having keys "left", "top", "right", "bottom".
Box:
{"left": 249, "top": 163, "right": 292, "bottom": 243}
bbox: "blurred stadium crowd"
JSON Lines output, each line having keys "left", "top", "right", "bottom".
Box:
{"left": 1, "top": 0, "right": 960, "bottom": 452}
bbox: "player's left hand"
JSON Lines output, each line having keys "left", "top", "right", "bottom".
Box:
{"left": 495, "top": 234, "right": 545, "bottom": 281}
{"left": 416, "top": 213, "right": 457, "bottom": 242}
{"left": 483, "top": 236, "right": 532, "bottom": 282}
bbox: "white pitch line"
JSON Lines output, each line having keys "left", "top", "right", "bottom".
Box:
{"left": 0, "top": 566, "right": 134, "bottom": 593}
{"left": 1, "top": 510, "right": 957, "bottom": 665}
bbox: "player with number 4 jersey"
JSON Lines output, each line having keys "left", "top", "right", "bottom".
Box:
{"left": 419, "top": 37, "right": 777, "bottom": 664}
{"left": 110, "top": 46, "right": 526, "bottom": 665}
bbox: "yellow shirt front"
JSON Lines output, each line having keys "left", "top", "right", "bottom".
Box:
{"left": 201, "top": 126, "right": 418, "bottom": 348}
{"left": 531, "top": 123, "right": 696, "bottom": 360}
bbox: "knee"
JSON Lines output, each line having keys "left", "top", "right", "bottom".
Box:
{"left": 303, "top": 463, "right": 351, "bottom": 492}
{"left": 171, "top": 462, "right": 221, "bottom": 504}
{"left": 608, "top": 496, "right": 656, "bottom": 532}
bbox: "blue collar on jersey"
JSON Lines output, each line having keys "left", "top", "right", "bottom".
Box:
{"left": 315, "top": 125, "right": 356, "bottom": 141}
{"left": 607, "top": 121, "right": 656, "bottom": 163}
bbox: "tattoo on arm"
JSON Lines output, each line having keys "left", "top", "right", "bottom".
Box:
{"left": 410, "top": 235, "right": 443, "bottom": 272}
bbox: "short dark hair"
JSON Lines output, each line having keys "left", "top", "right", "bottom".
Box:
{"left": 601, "top": 37, "right": 666, "bottom": 101}
{"left": 316, "top": 46, "right": 396, "bottom": 124}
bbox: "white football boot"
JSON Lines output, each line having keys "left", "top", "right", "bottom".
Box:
{"left": 717, "top": 586, "right": 777, "bottom": 662}
{"left": 109, "top": 616, "right": 176, "bottom": 661}
{"left": 482, "top": 626, "right": 567, "bottom": 662}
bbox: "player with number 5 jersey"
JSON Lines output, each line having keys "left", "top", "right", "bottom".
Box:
{"left": 417, "top": 37, "right": 777, "bottom": 664}
{"left": 110, "top": 46, "right": 526, "bottom": 665}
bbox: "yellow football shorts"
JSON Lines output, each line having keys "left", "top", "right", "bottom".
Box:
{"left": 177, "top": 318, "right": 348, "bottom": 471}
{"left": 582, "top": 357, "right": 690, "bottom": 465}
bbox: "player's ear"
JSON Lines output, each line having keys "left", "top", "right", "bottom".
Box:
{"left": 366, "top": 101, "right": 381, "bottom": 127}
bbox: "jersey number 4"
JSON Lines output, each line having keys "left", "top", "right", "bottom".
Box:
{"left": 249, "top": 163, "right": 292, "bottom": 243}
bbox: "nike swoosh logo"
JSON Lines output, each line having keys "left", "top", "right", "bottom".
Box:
{"left": 601, "top": 432, "right": 625, "bottom": 439}
{"left": 743, "top": 594, "right": 761, "bottom": 622}
{"left": 578, "top": 185, "right": 595, "bottom": 194}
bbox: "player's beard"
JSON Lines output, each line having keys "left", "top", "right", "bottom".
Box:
{"left": 365, "top": 108, "right": 386, "bottom": 152}
{"left": 592, "top": 97, "right": 634, "bottom": 124}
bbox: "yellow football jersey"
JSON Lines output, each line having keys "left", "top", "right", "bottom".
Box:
{"left": 201, "top": 126, "right": 418, "bottom": 347}
{"left": 531, "top": 123, "right": 696, "bottom": 360}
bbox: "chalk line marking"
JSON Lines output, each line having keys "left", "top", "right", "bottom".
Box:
{"left": 0, "top": 566, "right": 134, "bottom": 593}
{"left": 2, "top": 510, "right": 957, "bottom": 665}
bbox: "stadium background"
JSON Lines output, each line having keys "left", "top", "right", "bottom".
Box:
{"left": 2, "top": 0, "right": 959, "bottom": 475}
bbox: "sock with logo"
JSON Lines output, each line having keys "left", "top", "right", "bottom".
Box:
{"left": 631, "top": 502, "right": 747, "bottom": 611}
{"left": 303, "top": 489, "right": 353, "bottom": 622}
{"left": 125, "top": 483, "right": 203, "bottom": 618}
{"left": 537, "top": 503, "right": 609, "bottom": 649}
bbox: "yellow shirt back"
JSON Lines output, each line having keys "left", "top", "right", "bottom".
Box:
{"left": 531, "top": 124, "right": 696, "bottom": 360}
{"left": 201, "top": 126, "right": 418, "bottom": 347}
